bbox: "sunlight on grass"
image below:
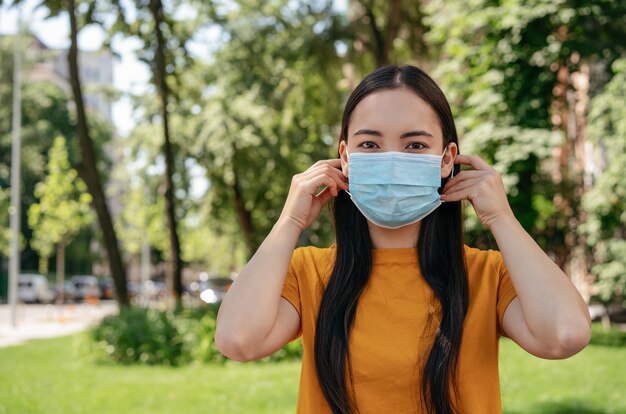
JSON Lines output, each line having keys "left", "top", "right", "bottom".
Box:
{"left": 0, "top": 334, "right": 300, "bottom": 414}
{"left": 1, "top": 333, "right": 624, "bottom": 413}
{"left": 500, "top": 337, "right": 626, "bottom": 413}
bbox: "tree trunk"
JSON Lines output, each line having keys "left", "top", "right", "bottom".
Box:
{"left": 67, "top": 0, "right": 129, "bottom": 307}
{"left": 550, "top": 28, "right": 591, "bottom": 301}
{"left": 232, "top": 170, "right": 256, "bottom": 258}
{"left": 551, "top": 27, "right": 572, "bottom": 271}
{"left": 362, "top": 2, "right": 386, "bottom": 66}
{"left": 55, "top": 242, "right": 65, "bottom": 306}
{"left": 361, "top": 0, "right": 402, "bottom": 67}
{"left": 149, "top": 0, "right": 184, "bottom": 306}
{"left": 570, "top": 61, "right": 593, "bottom": 302}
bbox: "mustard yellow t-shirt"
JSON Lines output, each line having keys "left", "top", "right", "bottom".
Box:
{"left": 280, "top": 244, "right": 517, "bottom": 413}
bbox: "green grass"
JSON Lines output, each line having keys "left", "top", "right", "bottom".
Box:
{"left": 500, "top": 337, "right": 626, "bottom": 413}
{"left": 0, "top": 334, "right": 300, "bottom": 414}
{"left": 1, "top": 330, "right": 625, "bottom": 413}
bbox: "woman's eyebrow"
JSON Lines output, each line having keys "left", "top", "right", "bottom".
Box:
{"left": 353, "top": 128, "right": 382, "bottom": 137}
{"left": 400, "top": 130, "right": 434, "bottom": 138}
{"left": 352, "top": 129, "right": 434, "bottom": 138}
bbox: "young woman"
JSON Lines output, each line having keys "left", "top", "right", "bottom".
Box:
{"left": 215, "top": 65, "right": 591, "bottom": 414}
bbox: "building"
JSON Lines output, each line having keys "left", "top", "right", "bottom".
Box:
{"left": 22, "top": 34, "right": 114, "bottom": 124}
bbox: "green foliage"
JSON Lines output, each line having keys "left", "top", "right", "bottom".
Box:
{"left": 581, "top": 58, "right": 626, "bottom": 301}
{"left": 91, "top": 307, "right": 189, "bottom": 366}
{"left": 0, "top": 187, "right": 10, "bottom": 257}
{"left": 114, "top": 172, "right": 167, "bottom": 256}
{"left": 0, "top": 34, "right": 112, "bottom": 274}
{"left": 185, "top": 0, "right": 346, "bottom": 254}
{"left": 27, "top": 136, "right": 92, "bottom": 273}
{"left": 589, "top": 322, "right": 626, "bottom": 347}
{"left": 90, "top": 304, "right": 303, "bottom": 366}
{"left": 425, "top": 0, "right": 626, "bottom": 256}
{"left": 424, "top": 0, "right": 564, "bottom": 248}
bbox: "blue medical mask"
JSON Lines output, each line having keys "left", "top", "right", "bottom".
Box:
{"left": 345, "top": 149, "right": 449, "bottom": 229}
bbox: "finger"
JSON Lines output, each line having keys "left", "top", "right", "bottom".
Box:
{"left": 310, "top": 158, "right": 343, "bottom": 169}
{"left": 302, "top": 163, "right": 346, "bottom": 180}
{"left": 443, "top": 177, "right": 482, "bottom": 196}
{"left": 454, "top": 154, "right": 491, "bottom": 171}
{"left": 302, "top": 173, "right": 341, "bottom": 196}
{"left": 441, "top": 187, "right": 476, "bottom": 203}
{"left": 301, "top": 165, "right": 348, "bottom": 189}
{"left": 443, "top": 170, "right": 485, "bottom": 190}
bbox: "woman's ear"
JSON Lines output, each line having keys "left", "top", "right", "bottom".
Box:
{"left": 339, "top": 140, "right": 349, "bottom": 178}
{"left": 441, "top": 142, "right": 458, "bottom": 178}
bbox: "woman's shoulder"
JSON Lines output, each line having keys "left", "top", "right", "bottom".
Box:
{"left": 463, "top": 244, "right": 505, "bottom": 275}
{"left": 289, "top": 244, "right": 336, "bottom": 284}
{"left": 293, "top": 243, "right": 336, "bottom": 263}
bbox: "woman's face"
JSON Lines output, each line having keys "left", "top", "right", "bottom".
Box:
{"left": 339, "top": 88, "right": 457, "bottom": 178}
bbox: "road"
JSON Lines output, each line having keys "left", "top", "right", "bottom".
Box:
{"left": 0, "top": 301, "right": 118, "bottom": 348}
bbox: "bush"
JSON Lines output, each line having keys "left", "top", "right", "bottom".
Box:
{"left": 590, "top": 323, "right": 626, "bottom": 347}
{"left": 91, "top": 307, "right": 189, "bottom": 366}
{"left": 90, "top": 303, "right": 304, "bottom": 365}
{"left": 175, "top": 305, "right": 227, "bottom": 364}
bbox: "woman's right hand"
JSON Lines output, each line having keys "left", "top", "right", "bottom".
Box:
{"left": 278, "top": 159, "right": 349, "bottom": 231}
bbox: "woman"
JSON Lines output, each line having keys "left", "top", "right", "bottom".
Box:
{"left": 215, "top": 65, "right": 591, "bottom": 413}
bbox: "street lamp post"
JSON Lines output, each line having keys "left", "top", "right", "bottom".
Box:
{"left": 8, "top": 5, "right": 23, "bottom": 328}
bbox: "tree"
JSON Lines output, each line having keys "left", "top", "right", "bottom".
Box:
{"left": 0, "top": 34, "right": 75, "bottom": 271}
{"left": 344, "top": 0, "right": 430, "bottom": 69}
{"left": 581, "top": 58, "right": 626, "bottom": 304}
{"left": 0, "top": 188, "right": 10, "bottom": 258}
{"left": 185, "top": 0, "right": 346, "bottom": 257}
{"left": 424, "top": 0, "right": 626, "bottom": 298}
{"left": 65, "top": 0, "right": 130, "bottom": 306}
{"left": 147, "top": 0, "right": 185, "bottom": 306}
{"left": 104, "top": 0, "right": 198, "bottom": 306}
{"left": 3, "top": 0, "right": 131, "bottom": 305}
{"left": 28, "top": 136, "right": 92, "bottom": 304}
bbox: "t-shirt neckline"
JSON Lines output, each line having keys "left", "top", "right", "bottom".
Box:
{"left": 371, "top": 247, "right": 418, "bottom": 264}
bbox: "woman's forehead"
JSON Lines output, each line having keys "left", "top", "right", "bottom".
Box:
{"left": 348, "top": 88, "right": 442, "bottom": 140}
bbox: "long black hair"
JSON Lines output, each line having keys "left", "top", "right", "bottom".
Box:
{"left": 314, "top": 65, "right": 469, "bottom": 414}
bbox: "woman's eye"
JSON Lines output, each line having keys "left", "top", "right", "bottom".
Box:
{"left": 407, "top": 142, "right": 426, "bottom": 150}
{"left": 359, "top": 141, "right": 379, "bottom": 149}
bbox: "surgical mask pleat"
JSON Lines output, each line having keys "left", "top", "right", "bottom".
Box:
{"left": 346, "top": 150, "right": 445, "bottom": 229}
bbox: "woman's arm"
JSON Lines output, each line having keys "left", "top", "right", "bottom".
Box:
{"left": 215, "top": 159, "right": 348, "bottom": 361}
{"left": 442, "top": 154, "right": 591, "bottom": 359}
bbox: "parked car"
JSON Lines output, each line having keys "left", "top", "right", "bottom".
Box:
{"left": 51, "top": 281, "right": 78, "bottom": 303}
{"left": 18, "top": 274, "right": 54, "bottom": 304}
{"left": 98, "top": 277, "right": 114, "bottom": 300}
{"left": 71, "top": 275, "right": 101, "bottom": 301}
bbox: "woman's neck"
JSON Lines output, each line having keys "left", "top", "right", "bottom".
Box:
{"left": 367, "top": 221, "right": 421, "bottom": 249}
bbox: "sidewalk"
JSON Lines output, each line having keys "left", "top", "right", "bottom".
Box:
{"left": 0, "top": 301, "right": 118, "bottom": 348}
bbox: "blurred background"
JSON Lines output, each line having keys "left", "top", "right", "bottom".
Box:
{"left": 0, "top": 0, "right": 625, "bottom": 413}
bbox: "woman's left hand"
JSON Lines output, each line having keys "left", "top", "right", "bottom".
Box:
{"left": 441, "top": 154, "right": 515, "bottom": 229}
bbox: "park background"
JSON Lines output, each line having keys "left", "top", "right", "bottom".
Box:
{"left": 0, "top": 0, "right": 625, "bottom": 413}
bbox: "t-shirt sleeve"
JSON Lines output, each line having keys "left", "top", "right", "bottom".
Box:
{"left": 280, "top": 248, "right": 303, "bottom": 339}
{"left": 495, "top": 252, "right": 518, "bottom": 337}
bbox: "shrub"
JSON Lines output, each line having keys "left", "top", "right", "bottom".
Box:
{"left": 91, "top": 307, "right": 189, "bottom": 366}
{"left": 590, "top": 323, "right": 626, "bottom": 347}
{"left": 90, "top": 303, "right": 304, "bottom": 365}
{"left": 175, "top": 305, "right": 227, "bottom": 364}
